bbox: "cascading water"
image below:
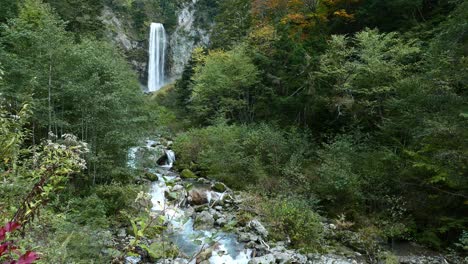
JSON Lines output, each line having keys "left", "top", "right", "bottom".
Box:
{"left": 127, "top": 140, "right": 357, "bottom": 264}
{"left": 148, "top": 23, "right": 167, "bottom": 92}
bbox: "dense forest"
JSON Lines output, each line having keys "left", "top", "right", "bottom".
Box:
{"left": 0, "top": 0, "right": 466, "bottom": 263}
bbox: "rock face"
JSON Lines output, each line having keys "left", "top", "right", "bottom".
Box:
{"left": 100, "top": 6, "right": 146, "bottom": 82}
{"left": 170, "top": 0, "right": 212, "bottom": 79}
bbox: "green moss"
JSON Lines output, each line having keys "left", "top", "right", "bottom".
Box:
{"left": 181, "top": 169, "right": 198, "bottom": 179}
{"left": 145, "top": 172, "right": 159, "bottom": 181}
{"left": 212, "top": 182, "right": 227, "bottom": 192}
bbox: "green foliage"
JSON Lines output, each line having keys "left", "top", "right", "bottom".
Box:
{"left": 315, "top": 28, "right": 421, "bottom": 129}
{"left": 0, "top": 0, "right": 148, "bottom": 184}
{"left": 68, "top": 194, "right": 109, "bottom": 228}
{"left": 191, "top": 46, "right": 260, "bottom": 124}
{"left": 0, "top": 0, "right": 18, "bottom": 23}
{"left": 94, "top": 183, "right": 140, "bottom": 217}
{"left": 44, "top": 0, "right": 104, "bottom": 36}
{"left": 174, "top": 123, "right": 313, "bottom": 190}
{"left": 260, "top": 196, "right": 324, "bottom": 251}
{"left": 314, "top": 136, "right": 361, "bottom": 206}
{"left": 0, "top": 103, "right": 30, "bottom": 174}
{"left": 211, "top": 0, "right": 252, "bottom": 49}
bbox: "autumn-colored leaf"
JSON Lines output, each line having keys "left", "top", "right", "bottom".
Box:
{"left": 0, "top": 242, "right": 9, "bottom": 256}
{"left": 0, "top": 228, "right": 6, "bottom": 241}
{"left": 17, "top": 251, "right": 40, "bottom": 264}
{"left": 5, "top": 222, "right": 20, "bottom": 233}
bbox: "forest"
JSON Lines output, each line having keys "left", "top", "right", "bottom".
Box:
{"left": 0, "top": 0, "right": 466, "bottom": 263}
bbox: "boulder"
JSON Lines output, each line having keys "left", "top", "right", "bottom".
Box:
{"left": 144, "top": 172, "right": 159, "bottom": 181}
{"left": 212, "top": 182, "right": 227, "bottom": 192}
{"left": 248, "top": 220, "right": 269, "bottom": 238}
{"left": 181, "top": 169, "right": 197, "bottom": 179}
{"left": 196, "top": 247, "right": 213, "bottom": 263}
{"left": 188, "top": 189, "right": 209, "bottom": 205}
{"left": 248, "top": 254, "right": 276, "bottom": 264}
{"left": 215, "top": 217, "right": 227, "bottom": 227}
{"left": 164, "top": 190, "right": 179, "bottom": 201}
{"left": 239, "top": 232, "right": 259, "bottom": 243}
{"left": 194, "top": 211, "right": 215, "bottom": 230}
{"left": 171, "top": 184, "right": 184, "bottom": 192}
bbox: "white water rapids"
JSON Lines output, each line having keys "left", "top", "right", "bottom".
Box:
{"left": 127, "top": 139, "right": 252, "bottom": 264}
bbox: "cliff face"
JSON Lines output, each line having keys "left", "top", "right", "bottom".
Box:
{"left": 99, "top": 0, "right": 216, "bottom": 87}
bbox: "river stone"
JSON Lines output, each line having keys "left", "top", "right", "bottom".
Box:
{"left": 239, "top": 232, "right": 259, "bottom": 243}
{"left": 164, "top": 190, "right": 179, "bottom": 201}
{"left": 248, "top": 220, "right": 269, "bottom": 238}
{"left": 188, "top": 189, "right": 208, "bottom": 205}
{"left": 196, "top": 247, "right": 213, "bottom": 263}
{"left": 171, "top": 184, "right": 184, "bottom": 192}
{"left": 181, "top": 169, "right": 197, "bottom": 179}
{"left": 144, "top": 172, "right": 159, "bottom": 181}
{"left": 248, "top": 254, "right": 275, "bottom": 264}
{"left": 194, "top": 211, "right": 214, "bottom": 230}
{"left": 215, "top": 217, "right": 227, "bottom": 227}
{"left": 185, "top": 207, "right": 195, "bottom": 217}
{"left": 118, "top": 228, "right": 127, "bottom": 238}
{"left": 212, "top": 182, "right": 227, "bottom": 192}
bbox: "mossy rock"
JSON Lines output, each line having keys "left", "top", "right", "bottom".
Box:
{"left": 181, "top": 169, "right": 197, "bottom": 179}
{"left": 144, "top": 172, "right": 159, "bottom": 181}
{"left": 212, "top": 182, "right": 227, "bottom": 192}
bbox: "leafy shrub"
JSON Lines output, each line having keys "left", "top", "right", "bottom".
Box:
{"left": 174, "top": 123, "right": 313, "bottom": 189}
{"left": 259, "top": 196, "right": 324, "bottom": 252}
{"left": 68, "top": 194, "right": 108, "bottom": 228}
{"left": 94, "top": 184, "right": 140, "bottom": 218}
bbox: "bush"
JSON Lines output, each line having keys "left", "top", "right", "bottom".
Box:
{"left": 68, "top": 194, "right": 108, "bottom": 228}
{"left": 259, "top": 196, "right": 324, "bottom": 252}
{"left": 173, "top": 123, "right": 313, "bottom": 190}
{"left": 94, "top": 184, "right": 140, "bottom": 217}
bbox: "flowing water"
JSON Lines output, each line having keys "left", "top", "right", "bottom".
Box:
{"left": 128, "top": 140, "right": 252, "bottom": 263}
{"left": 148, "top": 23, "right": 167, "bottom": 92}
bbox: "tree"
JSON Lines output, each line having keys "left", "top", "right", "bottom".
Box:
{"left": 190, "top": 45, "right": 259, "bottom": 124}
{"left": 0, "top": 0, "right": 147, "bottom": 185}
{"left": 315, "top": 28, "right": 420, "bottom": 130}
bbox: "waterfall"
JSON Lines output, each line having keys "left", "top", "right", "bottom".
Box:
{"left": 148, "top": 23, "right": 166, "bottom": 92}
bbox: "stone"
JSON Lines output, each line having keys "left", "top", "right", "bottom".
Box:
{"left": 215, "top": 217, "right": 227, "bottom": 227}
{"left": 239, "top": 232, "right": 259, "bottom": 243}
{"left": 118, "top": 228, "right": 127, "bottom": 238}
{"left": 185, "top": 207, "right": 195, "bottom": 217}
{"left": 171, "top": 184, "right": 184, "bottom": 192}
{"left": 273, "top": 252, "right": 292, "bottom": 264}
{"left": 248, "top": 254, "right": 275, "bottom": 264}
{"left": 144, "top": 172, "right": 159, "bottom": 181}
{"left": 196, "top": 247, "right": 213, "bottom": 263}
{"left": 164, "top": 190, "right": 178, "bottom": 201}
{"left": 212, "top": 182, "right": 227, "bottom": 192}
{"left": 194, "top": 211, "right": 215, "bottom": 230}
{"left": 248, "top": 220, "right": 269, "bottom": 238}
{"left": 188, "top": 189, "right": 208, "bottom": 205}
{"left": 173, "top": 258, "right": 188, "bottom": 264}
{"left": 181, "top": 169, "right": 197, "bottom": 179}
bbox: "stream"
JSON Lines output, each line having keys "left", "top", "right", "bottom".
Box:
{"left": 126, "top": 139, "right": 253, "bottom": 264}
